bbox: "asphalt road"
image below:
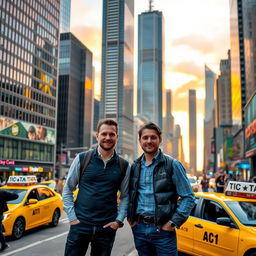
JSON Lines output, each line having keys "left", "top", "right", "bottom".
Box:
{"left": 2, "top": 213, "right": 137, "bottom": 256}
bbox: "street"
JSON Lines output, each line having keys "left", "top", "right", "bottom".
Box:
{"left": 2, "top": 213, "right": 137, "bottom": 256}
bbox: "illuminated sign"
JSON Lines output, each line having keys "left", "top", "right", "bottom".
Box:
{"left": 14, "top": 167, "right": 22, "bottom": 172}
{"left": 0, "top": 160, "right": 15, "bottom": 165}
{"left": 0, "top": 117, "right": 56, "bottom": 143}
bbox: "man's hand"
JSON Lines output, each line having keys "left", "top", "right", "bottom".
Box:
{"left": 103, "top": 221, "right": 120, "bottom": 230}
{"left": 161, "top": 222, "right": 175, "bottom": 231}
{"left": 70, "top": 219, "right": 80, "bottom": 225}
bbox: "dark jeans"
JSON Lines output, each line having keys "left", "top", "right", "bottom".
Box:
{"left": 132, "top": 222, "right": 178, "bottom": 256}
{"left": 64, "top": 222, "right": 116, "bottom": 256}
{"left": 0, "top": 215, "right": 7, "bottom": 250}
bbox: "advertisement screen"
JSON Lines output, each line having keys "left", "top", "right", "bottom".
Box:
{"left": 0, "top": 117, "right": 55, "bottom": 144}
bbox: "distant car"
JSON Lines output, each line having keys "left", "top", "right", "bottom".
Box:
{"left": 39, "top": 180, "right": 56, "bottom": 190}
{"left": 1, "top": 176, "right": 63, "bottom": 239}
{"left": 177, "top": 181, "right": 256, "bottom": 256}
{"left": 188, "top": 177, "right": 201, "bottom": 192}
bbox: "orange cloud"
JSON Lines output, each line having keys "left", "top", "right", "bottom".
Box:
{"left": 169, "top": 61, "right": 204, "bottom": 79}
{"left": 172, "top": 33, "right": 229, "bottom": 56}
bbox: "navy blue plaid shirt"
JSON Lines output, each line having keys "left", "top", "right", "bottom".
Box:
{"left": 136, "top": 151, "right": 161, "bottom": 216}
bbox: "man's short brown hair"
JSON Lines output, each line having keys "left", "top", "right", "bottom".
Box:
{"left": 138, "top": 122, "right": 162, "bottom": 139}
{"left": 97, "top": 119, "right": 118, "bottom": 133}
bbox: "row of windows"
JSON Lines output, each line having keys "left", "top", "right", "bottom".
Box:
{"left": 0, "top": 104, "right": 55, "bottom": 128}
{"left": 1, "top": 90, "right": 56, "bottom": 118}
{"left": 0, "top": 79, "right": 56, "bottom": 107}
{"left": 0, "top": 136, "right": 54, "bottom": 162}
{"left": 0, "top": 0, "right": 59, "bottom": 33}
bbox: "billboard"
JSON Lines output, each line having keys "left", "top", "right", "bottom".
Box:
{"left": 0, "top": 117, "right": 55, "bottom": 144}
{"left": 245, "top": 93, "right": 256, "bottom": 157}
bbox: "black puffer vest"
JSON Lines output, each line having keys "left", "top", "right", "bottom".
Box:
{"left": 128, "top": 151, "right": 179, "bottom": 226}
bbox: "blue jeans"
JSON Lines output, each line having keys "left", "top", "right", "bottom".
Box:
{"left": 132, "top": 222, "right": 178, "bottom": 256}
{"left": 64, "top": 222, "right": 116, "bottom": 256}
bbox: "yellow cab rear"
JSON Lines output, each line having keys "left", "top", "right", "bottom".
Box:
{"left": 0, "top": 176, "right": 63, "bottom": 239}
{"left": 177, "top": 181, "right": 256, "bottom": 256}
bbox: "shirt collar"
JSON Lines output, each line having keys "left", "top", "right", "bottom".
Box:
{"left": 97, "top": 146, "right": 115, "bottom": 161}
{"left": 141, "top": 149, "right": 161, "bottom": 164}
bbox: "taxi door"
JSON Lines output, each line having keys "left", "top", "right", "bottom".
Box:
{"left": 37, "top": 187, "right": 55, "bottom": 223}
{"left": 193, "top": 199, "right": 239, "bottom": 256}
{"left": 23, "top": 188, "right": 43, "bottom": 229}
{"left": 177, "top": 216, "right": 195, "bottom": 254}
{"left": 177, "top": 198, "right": 199, "bottom": 254}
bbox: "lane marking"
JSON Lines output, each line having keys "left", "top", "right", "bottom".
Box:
{"left": 2, "top": 231, "right": 68, "bottom": 256}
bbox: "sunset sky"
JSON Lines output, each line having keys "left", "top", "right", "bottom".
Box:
{"left": 70, "top": 0, "right": 230, "bottom": 171}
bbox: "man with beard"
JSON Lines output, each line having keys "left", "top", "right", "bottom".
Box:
{"left": 127, "top": 122, "right": 195, "bottom": 256}
{"left": 63, "top": 119, "right": 130, "bottom": 256}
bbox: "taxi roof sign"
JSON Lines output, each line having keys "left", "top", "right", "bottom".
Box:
{"left": 225, "top": 181, "right": 256, "bottom": 199}
{"left": 7, "top": 175, "right": 38, "bottom": 186}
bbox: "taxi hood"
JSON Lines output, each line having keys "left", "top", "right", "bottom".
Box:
{"left": 6, "top": 204, "right": 20, "bottom": 211}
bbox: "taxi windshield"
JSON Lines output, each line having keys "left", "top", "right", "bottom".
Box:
{"left": 226, "top": 201, "right": 256, "bottom": 226}
{"left": 4, "top": 189, "right": 27, "bottom": 204}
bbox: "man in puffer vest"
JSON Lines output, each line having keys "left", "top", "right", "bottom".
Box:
{"left": 128, "top": 122, "right": 195, "bottom": 256}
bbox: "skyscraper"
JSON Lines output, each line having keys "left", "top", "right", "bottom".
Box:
{"left": 137, "top": 9, "right": 164, "bottom": 128}
{"left": 0, "top": 0, "right": 60, "bottom": 178}
{"left": 189, "top": 89, "right": 197, "bottom": 173}
{"left": 163, "top": 89, "right": 174, "bottom": 155}
{"left": 216, "top": 51, "right": 232, "bottom": 129}
{"left": 230, "top": 0, "right": 246, "bottom": 130}
{"left": 57, "top": 33, "right": 93, "bottom": 156}
{"left": 204, "top": 65, "right": 216, "bottom": 171}
{"left": 100, "top": 0, "right": 134, "bottom": 158}
{"left": 60, "top": 0, "right": 71, "bottom": 33}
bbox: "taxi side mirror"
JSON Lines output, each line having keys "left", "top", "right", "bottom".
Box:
{"left": 28, "top": 199, "right": 38, "bottom": 204}
{"left": 216, "top": 217, "right": 233, "bottom": 227}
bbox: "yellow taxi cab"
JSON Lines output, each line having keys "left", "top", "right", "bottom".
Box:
{"left": 39, "top": 180, "right": 57, "bottom": 191}
{"left": 0, "top": 176, "right": 63, "bottom": 239}
{"left": 177, "top": 181, "right": 256, "bottom": 256}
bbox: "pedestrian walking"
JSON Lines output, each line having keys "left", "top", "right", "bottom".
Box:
{"left": 201, "top": 173, "right": 209, "bottom": 192}
{"left": 0, "top": 189, "right": 18, "bottom": 251}
{"left": 127, "top": 122, "right": 195, "bottom": 256}
{"left": 63, "top": 119, "right": 130, "bottom": 256}
{"left": 216, "top": 175, "right": 225, "bottom": 193}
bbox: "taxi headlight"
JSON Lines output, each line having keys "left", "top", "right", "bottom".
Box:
{"left": 3, "top": 213, "right": 11, "bottom": 220}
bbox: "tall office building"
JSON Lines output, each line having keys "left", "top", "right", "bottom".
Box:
{"left": 216, "top": 51, "right": 232, "bottom": 129}
{"left": 60, "top": 0, "right": 71, "bottom": 33}
{"left": 243, "top": 0, "right": 256, "bottom": 100}
{"left": 172, "top": 124, "right": 185, "bottom": 167}
{"left": 57, "top": 33, "right": 93, "bottom": 161}
{"left": 203, "top": 65, "right": 216, "bottom": 171}
{"left": 230, "top": 0, "right": 246, "bottom": 130}
{"left": 0, "top": 0, "right": 60, "bottom": 179}
{"left": 137, "top": 9, "right": 164, "bottom": 128}
{"left": 163, "top": 89, "right": 174, "bottom": 155}
{"left": 189, "top": 89, "right": 197, "bottom": 173}
{"left": 100, "top": 0, "right": 134, "bottom": 158}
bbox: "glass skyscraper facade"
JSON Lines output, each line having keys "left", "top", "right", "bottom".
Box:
{"left": 230, "top": 0, "right": 246, "bottom": 130}
{"left": 189, "top": 89, "right": 197, "bottom": 173}
{"left": 137, "top": 10, "right": 164, "bottom": 128}
{"left": 58, "top": 33, "right": 93, "bottom": 153}
{"left": 0, "top": 0, "right": 60, "bottom": 178}
{"left": 101, "top": 0, "right": 134, "bottom": 158}
{"left": 60, "top": 0, "right": 71, "bottom": 33}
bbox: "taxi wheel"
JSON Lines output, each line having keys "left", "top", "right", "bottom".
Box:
{"left": 12, "top": 217, "right": 25, "bottom": 240}
{"left": 49, "top": 209, "right": 60, "bottom": 227}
